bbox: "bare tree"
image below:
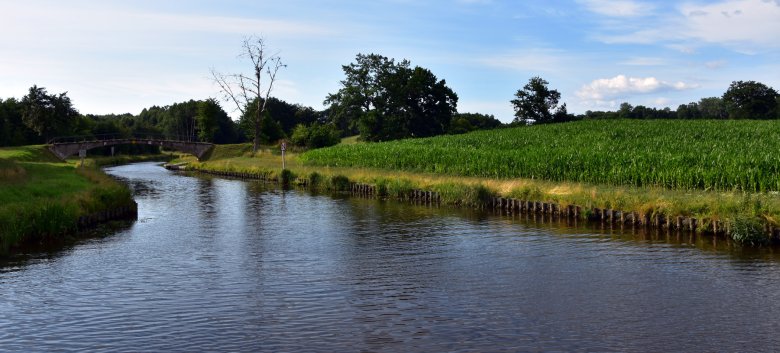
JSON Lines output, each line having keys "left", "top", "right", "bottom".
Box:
{"left": 211, "top": 36, "right": 285, "bottom": 153}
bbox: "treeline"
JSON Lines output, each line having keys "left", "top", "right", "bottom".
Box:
{"left": 0, "top": 80, "right": 503, "bottom": 149}
{"left": 582, "top": 81, "right": 780, "bottom": 121}
{"left": 3, "top": 53, "right": 778, "bottom": 149}
{"left": 517, "top": 79, "right": 780, "bottom": 124}
{"left": 0, "top": 86, "right": 334, "bottom": 149}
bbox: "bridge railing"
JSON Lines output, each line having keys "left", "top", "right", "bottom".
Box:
{"left": 48, "top": 133, "right": 202, "bottom": 144}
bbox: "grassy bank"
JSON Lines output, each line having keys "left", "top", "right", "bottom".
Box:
{"left": 181, "top": 120, "right": 780, "bottom": 245}
{"left": 0, "top": 146, "right": 142, "bottom": 255}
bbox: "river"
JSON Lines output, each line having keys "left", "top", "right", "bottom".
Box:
{"left": 2, "top": 162, "right": 780, "bottom": 352}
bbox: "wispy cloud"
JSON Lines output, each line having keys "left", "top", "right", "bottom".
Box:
{"left": 619, "top": 57, "right": 668, "bottom": 66}
{"left": 576, "top": 0, "right": 655, "bottom": 17}
{"left": 0, "top": 2, "right": 336, "bottom": 48}
{"left": 576, "top": 75, "right": 697, "bottom": 101}
{"left": 479, "top": 49, "right": 566, "bottom": 73}
{"left": 705, "top": 60, "right": 728, "bottom": 69}
{"left": 588, "top": 0, "right": 780, "bottom": 52}
{"left": 678, "top": 0, "right": 780, "bottom": 50}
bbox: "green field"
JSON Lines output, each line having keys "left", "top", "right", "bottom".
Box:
{"left": 301, "top": 119, "right": 780, "bottom": 192}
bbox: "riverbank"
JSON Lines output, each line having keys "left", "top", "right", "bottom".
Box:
{"left": 175, "top": 136, "right": 780, "bottom": 245}
{"left": 0, "top": 146, "right": 172, "bottom": 255}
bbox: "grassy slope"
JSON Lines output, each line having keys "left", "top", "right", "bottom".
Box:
{"left": 0, "top": 146, "right": 135, "bottom": 254}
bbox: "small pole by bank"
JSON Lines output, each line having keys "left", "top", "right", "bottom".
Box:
{"left": 281, "top": 141, "right": 287, "bottom": 170}
{"left": 79, "top": 149, "right": 86, "bottom": 167}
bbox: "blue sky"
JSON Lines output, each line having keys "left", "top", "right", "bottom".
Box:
{"left": 1, "top": 0, "right": 779, "bottom": 122}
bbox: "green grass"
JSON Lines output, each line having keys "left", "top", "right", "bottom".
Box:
{"left": 340, "top": 135, "right": 361, "bottom": 145}
{"left": 0, "top": 145, "right": 136, "bottom": 255}
{"left": 301, "top": 119, "right": 780, "bottom": 192}
{"left": 0, "top": 145, "right": 61, "bottom": 162}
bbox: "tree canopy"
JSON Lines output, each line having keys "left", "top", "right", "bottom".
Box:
{"left": 20, "top": 85, "right": 79, "bottom": 141}
{"left": 325, "top": 53, "right": 458, "bottom": 141}
{"left": 511, "top": 77, "right": 567, "bottom": 125}
{"left": 722, "top": 80, "right": 779, "bottom": 119}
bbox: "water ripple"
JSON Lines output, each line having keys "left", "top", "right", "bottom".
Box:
{"left": 2, "top": 162, "right": 780, "bottom": 352}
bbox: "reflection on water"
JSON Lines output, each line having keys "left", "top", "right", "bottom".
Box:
{"left": 2, "top": 162, "right": 780, "bottom": 352}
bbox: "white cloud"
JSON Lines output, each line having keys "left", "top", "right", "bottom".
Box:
{"left": 576, "top": 75, "right": 697, "bottom": 101}
{"left": 576, "top": 0, "right": 655, "bottom": 17}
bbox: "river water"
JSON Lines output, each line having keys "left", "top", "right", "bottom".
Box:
{"left": 2, "top": 162, "right": 780, "bottom": 352}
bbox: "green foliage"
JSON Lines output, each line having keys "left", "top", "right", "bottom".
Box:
{"left": 328, "top": 175, "right": 351, "bottom": 191}
{"left": 511, "top": 77, "right": 568, "bottom": 124}
{"left": 723, "top": 80, "right": 779, "bottom": 119}
{"left": 280, "top": 169, "right": 295, "bottom": 186}
{"left": 449, "top": 113, "right": 503, "bottom": 134}
{"left": 20, "top": 85, "right": 79, "bottom": 141}
{"left": 239, "top": 100, "right": 285, "bottom": 144}
{"left": 0, "top": 146, "right": 135, "bottom": 254}
{"left": 302, "top": 119, "right": 780, "bottom": 192}
{"left": 196, "top": 98, "right": 221, "bottom": 142}
{"left": 290, "top": 123, "right": 341, "bottom": 149}
{"left": 0, "top": 97, "right": 37, "bottom": 146}
{"left": 325, "top": 53, "right": 458, "bottom": 141}
{"left": 698, "top": 97, "right": 728, "bottom": 119}
{"left": 730, "top": 217, "right": 769, "bottom": 246}
{"left": 308, "top": 171, "right": 322, "bottom": 188}
{"left": 432, "top": 182, "right": 494, "bottom": 206}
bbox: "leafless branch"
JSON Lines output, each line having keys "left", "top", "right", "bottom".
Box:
{"left": 210, "top": 35, "right": 285, "bottom": 153}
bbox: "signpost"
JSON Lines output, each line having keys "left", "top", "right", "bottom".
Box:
{"left": 280, "top": 142, "right": 287, "bottom": 170}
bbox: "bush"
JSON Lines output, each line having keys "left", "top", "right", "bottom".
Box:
{"left": 290, "top": 123, "right": 341, "bottom": 149}
{"left": 328, "top": 175, "right": 351, "bottom": 191}
{"left": 730, "top": 217, "right": 769, "bottom": 246}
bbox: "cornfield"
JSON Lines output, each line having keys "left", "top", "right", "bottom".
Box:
{"left": 300, "top": 119, "right": 780, "bottom": 192}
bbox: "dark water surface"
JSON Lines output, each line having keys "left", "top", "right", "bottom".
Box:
{"left": 2, "top": 162, "right": 780, "bottom": 352}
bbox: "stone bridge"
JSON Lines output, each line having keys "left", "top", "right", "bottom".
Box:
{"left": 48, "top": 136, "right": 214, "bottom": 161}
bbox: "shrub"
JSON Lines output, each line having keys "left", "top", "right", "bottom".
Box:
{"left": 730, "top": 217, "right": 769, "bottom": 246}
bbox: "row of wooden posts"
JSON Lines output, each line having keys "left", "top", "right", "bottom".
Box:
{"left": 350, "top": 183, "right": 779, "bottom": 237}
{"left": 350, "top": 183, "right": 441, "bottom": 203}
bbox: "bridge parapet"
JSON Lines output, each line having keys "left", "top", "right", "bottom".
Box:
{"left": 48, "top": 134, "right": 213, "bottom": 160}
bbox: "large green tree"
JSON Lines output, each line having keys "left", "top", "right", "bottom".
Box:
{"left": 20, "top": 85, "right": 79, "bottom": 141}
{"left": 0, "top": 97, "right": 36, "bottom": 146}
{"left": 325, "top": 53, "right": 457, "bottom": 141}
{"left": 722, "top": 80, "right": 779, "bottom": 119}
{"left": 196, "top": 98, "right": 221, "bottom": 142}
{"left": 511, "top": 77, "right": 565, "bottom": 124}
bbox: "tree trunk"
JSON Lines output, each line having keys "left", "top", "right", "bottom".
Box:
{"left": 253, "top": 71, "right": 262, "bottom": 154}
